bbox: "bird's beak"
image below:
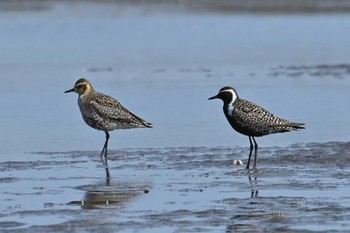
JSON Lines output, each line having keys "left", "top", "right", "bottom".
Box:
{"left": 64, "top": 88, "right": 75, "bottom": 93}
{"left": 208, "top": 95, "right": 218, "bottom": 100}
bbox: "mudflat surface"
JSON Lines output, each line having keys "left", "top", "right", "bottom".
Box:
{"left": 1, "top": 142, "right": 350, "bottom": 232}
{"left": 1, "top": 1, "right": 350, "bottom": 232}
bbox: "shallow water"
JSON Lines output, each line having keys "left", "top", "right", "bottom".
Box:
{"left": 0, "top": 1, "right": 350, "bottom": 232}
{"left": 1, "top": 143, "right": 350, "bottom": 232}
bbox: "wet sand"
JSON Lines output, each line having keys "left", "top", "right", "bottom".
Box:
{"left": 1, "top": 142, "right": 350, "bottom": 232}
{"left": 1, "top": 1, "right": 350, "bottom": 232}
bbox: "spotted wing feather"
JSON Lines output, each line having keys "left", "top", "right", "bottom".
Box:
{"left": 234, "top": 99, "right": 303, "bottom": 136}
{"left": 90, "top": 92, "right": 152, "bottom": 129}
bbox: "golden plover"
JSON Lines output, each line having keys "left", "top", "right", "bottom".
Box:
{"left": 65, "top": 78, "right": 152, "bottom": 177}
{"left": 208, "top": 86, "right": 305, "bottom": 169}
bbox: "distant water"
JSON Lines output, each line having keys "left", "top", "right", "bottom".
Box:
{"left": 0, "top": 1, "right": 350, "bottom": 155}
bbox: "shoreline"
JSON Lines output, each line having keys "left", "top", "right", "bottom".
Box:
{"left": 2, "top": 0, "right": 350, "bottom": 14}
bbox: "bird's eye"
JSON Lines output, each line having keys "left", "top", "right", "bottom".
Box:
{"left": 75, "top": 83, "right": 87, "bottom": 92}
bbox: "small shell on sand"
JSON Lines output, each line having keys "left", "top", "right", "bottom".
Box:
{"left": 233, "top": 160, "right": 243, "bottom": 165}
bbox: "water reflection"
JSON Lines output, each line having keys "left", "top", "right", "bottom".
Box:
{"left": 248, "top": 175, "right": 259, "bottom": 199}
{"left": 68, "top": 179, "right": 151, "bottom": 210}
{"left": 226, "top": 174, "right": 290, "bottom": 232}
{"left": 225, "top": 175, "right": 261, "bottom": 232}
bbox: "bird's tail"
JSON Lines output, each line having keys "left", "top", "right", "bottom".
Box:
{"left": 143, "top": 121, "right": 153, "bottom": 128}
{"left": 272, "top": 122, "right": 305, "bottom": 132}
{"left": 283, "top": 122, "right": 305, "bottom": 130}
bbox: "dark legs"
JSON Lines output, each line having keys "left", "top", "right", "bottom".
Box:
{"left": 99, "top": 131, "right": 110, "bottom": 178}
{"left": 246, "top": 136, "right": 254, "bottom": 169}
{"left": 99, "top": 131, "right": 110, "bottom": 166}
{"left": 252, "top": 137, "right": 258, "bottom": 169}
{"left": 246, "top": 136, "right": 258, "bottom": 169}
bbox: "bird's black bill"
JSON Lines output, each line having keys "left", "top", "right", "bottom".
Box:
{"left": 64, "top": 88, "right": 75, "bottom": 93}
{"left": 208, "top": 95, "right": 218, "bottom": 100}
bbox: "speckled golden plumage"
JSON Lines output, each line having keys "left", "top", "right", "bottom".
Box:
{"left": 65, "top": 78, "right": 152, "bottom": 178}
{"left": 78, "top": 85, "right": 152, "bottom": 131}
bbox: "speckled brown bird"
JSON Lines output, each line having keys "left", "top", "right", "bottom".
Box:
{"left": 209, "top": 86, "right": 304, "bottom": 169}
{"left": 65, "top": 78, "right": 152, "bottom": 177}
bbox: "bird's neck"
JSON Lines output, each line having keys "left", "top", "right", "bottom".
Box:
{"left": 79, "top": 88, "right": 95, "bottom": 97}
{"left": 223, "top": 102, "right": 235, "bottom": 117}
{"left": 223, "top": 96, "right": 238, "bottom": 117}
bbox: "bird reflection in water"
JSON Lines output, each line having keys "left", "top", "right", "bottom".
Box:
{"left": 67, "top": 179, "right": 151, "bottom": 210}
{"left": 248, "top": 175, "right": 259, "bottom": 199}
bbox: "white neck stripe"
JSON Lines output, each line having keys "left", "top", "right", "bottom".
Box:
{"left": 220, "top": 89, "right": 237, "bottom": 116}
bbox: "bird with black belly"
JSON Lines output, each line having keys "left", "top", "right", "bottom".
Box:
{"left": 209, "top": 86, "right": 305, "bottom": 169}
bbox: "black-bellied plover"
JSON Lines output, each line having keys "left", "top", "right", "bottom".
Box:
{"left": 208, "top": 86, "right": 305, "bottom": 169}
{"left": 65, "top": 78, "right": 152, "bottom": 177}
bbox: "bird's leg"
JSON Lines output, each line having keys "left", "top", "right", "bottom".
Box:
{"left": 100, "top": 131, "right": 111, "bottom": 179}
{"left": 105, "top": 167, "right": 111, "bottom": 179}
{"left": 99, "top": 131, "right": 110, "bottom": 167}
{"left": 252, "top": 137, "right": 258, "bottom": 169}
{"left": 246, "top": 136, "right": 254, "bottom": 169}
{"left": 104, "top": 131, "right": 110, "bottom": 167}
{"left": 99, "top": 147, "right": 106, "bottom": 166}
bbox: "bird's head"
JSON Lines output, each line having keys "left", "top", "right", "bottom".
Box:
{"left": 65, "top": 78, "right": 94, "bottom": 96}
{"left": 208, "top": 86, "right": 239, "bottom": 105}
